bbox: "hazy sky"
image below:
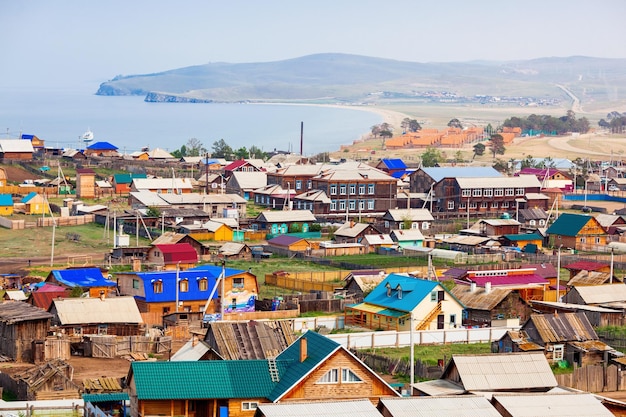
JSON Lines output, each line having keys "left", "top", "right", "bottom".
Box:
{"left": 1, "top": 0, "right": 625, "bottom": 91}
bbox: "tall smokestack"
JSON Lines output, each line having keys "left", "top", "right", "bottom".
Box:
{"left": 300, "top": 121, "right": 303, "bottom": 156}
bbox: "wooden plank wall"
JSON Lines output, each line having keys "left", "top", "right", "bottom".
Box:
{"left": 556, "top": 365, "right": 626, "bottom": 392}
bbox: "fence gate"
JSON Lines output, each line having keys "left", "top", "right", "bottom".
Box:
{"left": 116, "top": 338, "right": 131, "bottom": 355}
{"left": 90, "top": 336, "right": 117, "bottom": 358}
{"left": 157, "top": 336, "right": 172, "bottom": 354}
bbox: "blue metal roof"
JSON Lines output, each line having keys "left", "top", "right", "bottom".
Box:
{"left": 51, "top": 268, "right": 116, "bottom": 288}
{"left": 363, "top": 274, "right": 439, "bottom": 312}
{"left": 21, "top": 134, "right": 34, "bottom": 140}
{"left": 391, "top": 171, "right": 407, "bottom": 179}
{"left": 381, "top": 158, "right": 407, "bottom": 170}
{"left": 21, "top": 191, "right": 37, "bottom": 204}
{"left": 422, "top": 167, "right": 502, "bottom": 182}
{"left": 137, "top": 265, "right": 246, "bottom": 303}
{"left": 87, "top": 141, "right": 118, "bottom": 150}
{"left": 0, "top": 194, "right": 13, "bottom": 206}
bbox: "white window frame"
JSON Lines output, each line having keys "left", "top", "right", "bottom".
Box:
{"left": 339, "top": 200, "right": 346, "bottom": 210}
{"left": 359, "top": 184, "right": 366, "bottom": 195}
{"left": 553, "top": 344, "right": 564, "bottom": 361}
{"left": 341, "top": 368, "right": 363, "bottom": 383}
{"left": 241, "top": 402, "right": 258, "bottom": 411}
{"left": 516, "top": 187, "right": 525, "bottom": 196}
{"left": 317, "top": 368, "right": 339, "bottom": 384}
{"left": 368, "top": 184, "right": 375, "bottom": 194}
{"left": 330, "top": 200, "right": 337, "bottom": 211}
{"left": 340, "top": 184, "right": 347, "bottom": 195}
{"left": 484, "top": 189, "right": 493, "bottom": 197}
{"left": 494, "top": 188, "right": 504, "bottom": 197}
{"left": 460, "top": 202, "right": 466, "bottom": 209}
{"left": 368, "top": 200, "right": 375, "bottom": 210}
{"left": 348, "top": 200, "right": 356, "bottom": 210}
{"left": 295, "top": 180, "right": 302, "bottom": 190}
{"left": 505, "top": 188, "right": 514, "bottom": 196}
{"left": 462, "top": 189, "right": 471, "bottom": 197}
{"left": 472, "top": 188, "right": 482, "bottom": 197}
{"left": 502, "top": 201, "right": 509, "bottom": 208}
{"left": 349, "top": 184, "right": 356, "bottom": 195}
{"left": 447, "top": 200, "right": 454, "bottom": 210}
{"left": 330, "top": 184, "right": 337, "bottom": 195}
{"left": 469, "top": 202, "right": 477, "bottom": 209}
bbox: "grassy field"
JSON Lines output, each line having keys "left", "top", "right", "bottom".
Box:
{"left": 327, "top": 253, "right": 429, "bottom": 268}
{"left": 363, "top": 343, "right": 492, "bottom": 366}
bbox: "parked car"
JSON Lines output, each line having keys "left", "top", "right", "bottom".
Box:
{"left": 609, "top": 185, "right": 620, "bottom": 191}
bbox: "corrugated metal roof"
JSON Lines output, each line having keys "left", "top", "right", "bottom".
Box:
{"left": 0, "top": 301, "right": 53, "bottom": 324}
{"left": 571, "top": 284, "right": 626, "bottom": 304}
{"left": 421, "top": 167, "right": 502, "bottom": 182}
{"left": 257, "top": 210, "right": 316, "bottom": 223}
{"left": 51, "top": 268, "right": 116, "bottom": 288}
{"left": 256, "top": 399, "right": 380, "bottom": 417}
{"left": 413, "top": 379, "right": 466, "bottom": 396}
{"left": 563, "top": 260, "right": 609, "bottom": 271}
{"left": 53, "top": 296, "right": 143, "bottom": 325}
{"left": 0, "top": 139, "right": 35, "bottom": 152}
{"left": 448, "top": 352, "right": 557, "bottom": 391}
{"left": 391, "top": 229, "right": 425, "bottom": 242}
{"left": 379, "top": 396, "right": 501, "bottom": 417}
{"left": 546, "top": 213, "right": 596, "bottom": 236}
{"left": 87, "top": 141, "right": 118, "bottom": 150}
{"left": 82, "top": 393, "right": 129, "bottom": 403}
{"left": 456, "top": 174, "right": 540, "bottom": 189}
{"left": 491, "top": 392, "right": 613, "bottom": 417}
{"left": 170, "top": 339, "right": 211, "bottom": 361}
{"left": 385, "top": 209, "right": 435, "bottom": 222}
{"left": 526, "top": 312, "right": 597, "bottom": 343}
{"left": 568, "top": 271, "right": 620, "bottom": 286}
{"left": 451, "top": 285, "right": 512, "bottom": 310}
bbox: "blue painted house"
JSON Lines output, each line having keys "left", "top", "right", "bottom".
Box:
{"left": 345, "top": 274, "right": 464, "bottom": 331}
{"left": 376, "top": 158, "right": 407, "bottom": 176}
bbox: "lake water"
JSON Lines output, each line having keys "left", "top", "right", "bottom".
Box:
{"left": 0, "top": 88, "right": 382, "bottom": 155}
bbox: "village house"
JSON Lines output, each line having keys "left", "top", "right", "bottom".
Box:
{"left": 517, "top": 208, "right": 549, "bottom": 231}
{"left": 224, "top": 159, "right": 263, "bottom": 176}
{"left": 390, "top": 229, "right": 425, "bottom": 248}
{"left": 378, "top": 209, "right": 434, "bottom": 233}
{"left": 113, "top": 173, "right": 147, "bottom": 194}
{"left": 20, "top": 133, "right": 45, "bottom": 151}
{"left": 567, "top": 270, "right": 622, "bottom": 287}
{"left": 562, "top": 283, "right": 626, "bottom": 307}
{"left": 517, "top": 167, "right": 574, "bottom": 191}
{"left": 333, "top": 222, "right": 381, "bottom": 244}
{"left": 409, "top": 166, "right": 502, "bottom": 194}
{"left": 252, "top": 210, "right": 317, "bottom": 235}
{"left": 0, "top": 139, "right": 34, "bottom": 160}
{"left": 266, "top": 164, "right": 323, "bottom": 195}
{"left": 455, "top": 268, "right": 548, "bottom": 303}
{"left": 345, "top": 274, "right": 464, "bottom": 331}
{"left": 450, "top": 283, "right": 531, "bottom": 327}
{"left": 563, "top": 260, "right": 611, "bottom": 280}
{"left": 468, "top": 217, "right": 522, "bottom": 237}
{"left": 85, "top": 141, "right": 119, "bottom": 157}
{"left": 225, "top": 171, "right": 267, "bottom": 200}
{"left": 49, "top": 296, "right": 144, "bottom": 337}
{"left": 19, "top": 192, "right": 48, "bottom": 215}
{"left": 499, "top": 232, "right": 543, "bottom": 252}
{"left": 0, "top": 194, "right": 14, "bottom": 215}
{"left": 28, "top": 283, "right": 70, "bottom": 311}
{"left": 116, "top": 264, "right": 258, "bottom": 325}
{"left": 292, "top": 189, "right": 331, "bottom": 214}
{"left": 45, "top": 267, "right": 117, "bottom": 298}
{"left": 546, "top": 213, "right": 608, "bottom": 251}
{"left": 413, "top": 352, "right": 557, "bottom": 397}
{"left": 497, "top": 312, "right": 614, "bottom": 367}
{"left": 342, "top": 270, "right": 387, "bottom": 300}
{"left": 0, "top": 301, "right": 53, "bottom": 362}
{"left": 531, "top": 300, "right": 625, "bottom": 327}
{"left": 362, "top": 234, "right": 395, "bottom": 253}
{"left": 130, "top": 177, "right": 194, "bottom": 195}
{"left": 126, "top": 331, "right": 399, "bottom": 417}
{"left": 595, "top": 213, "right": 626, "bottom": 236}
{"left": 375, "top": 158, "right": 407, "bottom": 177}
{"left": 253, "top": 184, "right": 296, "bottom": 209}
{"left": 146, "top": 243, "right": 199, "bottom": 270}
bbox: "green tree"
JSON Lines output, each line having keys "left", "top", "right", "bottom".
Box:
{"left": 489, "top": 134, "right": 506, "bottom": 157}
{"left": 408, "top": 119, "right": 421, "bottom": 132}
{"left": 447, "top": 118, "right": 463, "bottom": 129}
{"left": 185, "top": 138, "right": 206, "bottom": 157}
{"left": 401, "top": 118, "right": 411, "bottom": 132}
{"left": 454, "top": 150, "right": 464, "bottom": 163}
{"left": 520, "top": 155, "right": 535, "bottom": 169}
{"left": 420, "top": 147, "right": 443, "bottom": 167}
{"left": 211, "top": 139, "right": 233, "bottom": 158}
{"left": 171, "top": 144, "right": 187, "bottom": 159}
{"left": 371, "top": 124, "right": 382, "bottom": 138}
{"left": 248, "top": 145, "right": 267, "bottom": 160}
{"left": 492, "top": 158, "right": 509, "bottom": 173}
{"left": 472, "top": 143, "right": 485, "bottom": 160}
{"left": 146, "top": 207, "right": 161, "bottom": 217}
{"left": 233, "top": 146, "right": 249, "bottom": 160}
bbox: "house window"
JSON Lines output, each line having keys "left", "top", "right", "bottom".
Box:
{"left": 368, "top": 184, "right": 375, "bottom": 194}
{"left": 330, "top": 200, "right": 337, "bottom": 211}
{"left": 516, "top": 188, "right": 525, "bottom": 196}
{"left": 179, "top": 279, "right": 189, "bottom": 293}
{"left": 342, "top": 368, "right": 363, "bottom": 383}
{"left": 233, "top": 277, "right": 244, "bottom": 288}
{"left": 462, "top": 189, "right": 471, "bottom": 197}
{"left": 317, "top": 368, "right": 339, "bottom": 383}
{"left": 399, "top": 222, "right": 405, "bottom": 230}
{"left": 450, "top": 314, "right": 456, "bottom": 326}
{"left": 491, "top": 202, "right": 499, "bottom": 208}
{"left": 198, "top": 278, "right": 208, "bottom": 291}
{"left": 494, "top": 188, "right": 504, "bottom": 197}
{"left": 480, "top": 202, "right": 488, "bottom": 209}
{"left": 340, "top": 184, "right": 347, "bottom": 195}
{"left": 430, "top": 291, "right": 437, "bottom": 301}
{"left": 580, "top": 237, "right": 586, "bottom": 243}
{"left": 348, "top": 200, "right": 356, "bottom": 210}
{"left": 98, "top": 324, "right": 108, "bottom": 335}
{"left": 502, "top": 202, "right": 509, "bottom": 208}
{"left": 330, "top": 184, "right": 337, "bottom": 195}
{"left": 73, "top": 327, "right": 82, "bottom": 336}
{"left": 339, "top": 200, "right": 346, "bottom": 211}
{"left": 529, "top": 220, "right": 536, "bottom": 226}
{"left": 472, "top": 188, "right": 482, "bottom": 197}
{"left": 368, "top": 200, "right": 375, "bottom": 210}
{"left": 152, "top": 280, "right": 163, "bottom": 294}
{"left": 295, "top": 180, "right": 302, "bottom": 190}
{"left": 539, "top": 219, "right": 546, "bottom": 226}
{"left": 447, "top": 201, "right": 454, "bottom": 210}
{"left": 411, "top": 222, "right": 419, "bottom": 229}
{"left": 596, "top": 237, "right": 601, "bottom": 244}
{"left": 422, "top": 222, "right": 430, "bottom": 230}
{"left": 231, "top": 298, "right": 237, "bottom": 310}
{"left": 469, "top": 202, "right": 477, "bottom": 209}
{"left": 349, "top": 184, "right": 356, "bottom": 195}
{"left": 359, "top": 184, "right": 366, "bottom": 195}
{"left": 460, "top": 202, "right": 466, "bottom": 209}
{"left": 359, "top": 200, "right": 365, "bottom": 210}
{"left": 484, "top": 189, "right": 493, "bottom": 197}
{"left": 505, "top": 188, "right": 514, "bottom": 196}
{"left": 132, "top": 279, "right": 140, "bottom": 289}
{"left": 241, "top": 402, "right": 258, "bottom": 411}
{"left": 553, "top": 344, "right": 564, "bottom": 361}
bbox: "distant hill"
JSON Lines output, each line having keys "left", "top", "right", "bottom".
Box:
{"left": 96, "top": 53, "right": 626, "bottom": 107}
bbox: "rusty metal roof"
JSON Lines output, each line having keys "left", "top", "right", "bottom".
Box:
{"left": 451, "top": 285, "right": 513, "bottom": 310}
{"left": 568, "top": 340, "right": 613, "bottom": 352}
{"left": 506, "top": 331, "right": 544, "bottom": 351}
{"left": 568, "top": 270, "right": 621, "bottom": 286}
{"left": 527, "top": 312, "right": 598, "bottom": 343}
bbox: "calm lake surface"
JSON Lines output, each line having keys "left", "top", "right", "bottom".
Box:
{"left": 0, "top": 87, "right": 382, "bottom": 155}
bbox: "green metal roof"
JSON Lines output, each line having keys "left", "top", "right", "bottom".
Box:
{"left": 503, "top": 233, "right": 542, "bottom": 241}
{"left": 131, "top": 360, "right": 289, "bottom": 400}
{"left": 546, "top": 213, "right": 594, "bottom": 236}
{"left": 268, "top": 331, "right": 341, "bottom": 402}
{"left": 83, "top": 393, "right": 130, "bottom": 403}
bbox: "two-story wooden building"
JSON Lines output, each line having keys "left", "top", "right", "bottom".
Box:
{"left": 266, "top": 165, "right": 323, "bottom": 195}
{"left": 546, "top": 213, "right": 608, "bottom": 251}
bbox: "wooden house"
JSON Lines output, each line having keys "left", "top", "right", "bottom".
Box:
{"left": 345, "top": 274, "right": 464, "bottom": 331}
{"left": 126, "top": 331, "right": 400, "bottom": 417}
{"left": 531, "top": 300, "right": 625, "bottom": 327}
{"left": 46, "top": 268, "right": 116, "bottom": 298}
{"left": 375, "top": 158, "right": 407, "bottom": 176}
{"left": 131, "top": 178, "right": 194, "bottom": 194}
{"left": 343, "top": 270, "right": 387, "bottom": 300}
{"left": 0, "top": 139, "right": 34, "bottom": 160}
{"left": 456, "top": 268, "right": 548, "bottom": 303}
{"left": 218, "top": 242, "right": 252, "bottom": 260}
{"left": 333, "top": 222, "right": 381, "bottom": 244}
{"left": 517, "top": 208, "right": 549, "bottom": 231}
{"left": 362, "top": 234, "right": 394, "bottom": 253}
{"left": 563, "top": 260, "right": 610, "bottom": 280}
{"left": 49, "top": 296, "right": 143, "bottom": 337}
{"left": 567, "top": 270, "right": 622, "bottom": 287}
{"left": 76, "top": 168, "right": 96, "bottom": 199}
{"left": 225, "top": 172, "right": 267, "bottom": 200}
{"left": 0, "top": 301, "right": 53, "bottom": 362}
{"left": 146, "top": 243, "right": 199, "bottom": 270}
{"left": 85, "top": 141, "right": 119, "bottom": 157}
{"left": 116, "top": 265, "right": 258, "bottom": 325}
{"left": 113, "top": 173, "right": 147, "bottom": 194}
{"left": 595, "top": 213, "right": 626, "bottom": 235}
{"left": 378, "top": 209, "right": 434, "bottom": 233}
{"left": 0, "top": 194, "right": 14, "bottom": 215}
{"left": 497, "top": 312, "right": 614, "bottom": 367}
{"left": 471, "top": 218, "right": 521, "bottom": 237}
{"left": 267, "top": 235, "right": 311, "bottom": 252}
{"left": 546, "top": 213, "right": 608, "bottom": 251}
{"left": 201, "top": 321, "right": 297, "bottom": 360}
{"left": 413, "top": 352, "right": 557, "bottom": 397}
{"left": 253, "top": 210, "right": 317, "bottom": 235}
{"left": 20, "top": 133, "right": 45, "bottom": 151}
{"left": 390, "top": 229, "right": 424, "bottom": 248}
{"left": 450, "top": 284, "right": 531, "bottom": 327}
{"left": 28, "top": 283, "right": 70, "bottom": 311}
{"left": 20, "top": 192, "right": 48, "bottom": 215}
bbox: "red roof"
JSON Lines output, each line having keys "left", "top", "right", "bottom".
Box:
{"left": 155, "top": 243, "right": 198, "bottom": 263}
{"left": 31, "top": 290, "right": 69, "bottom": 310}
{"left": 521, "top": 263, "right": 558, "bottom": 279}
{"left": 563, "top": 261, "right": 609, "bottom": 271}
{"left": 224, "top": 159, "right": 250, "bottom": 171}
{"left": 462, "top": 273, "right": 548, "bottom": 287}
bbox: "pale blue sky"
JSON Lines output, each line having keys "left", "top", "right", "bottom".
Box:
{"left": 1, "top": 0, "right": 625, "bottom": 91}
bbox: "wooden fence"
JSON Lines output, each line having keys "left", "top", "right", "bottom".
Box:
{"left": 353, "top": 351, "right": 443, "bottom": 381}
{"left": 556, "top": 364, "right": 626, "bottom": 392}
{"left": 83, "top": 335, "right": 172, "bottom": 358}
{"left": 38, "top": 214, "right": 94, "bottom": 227}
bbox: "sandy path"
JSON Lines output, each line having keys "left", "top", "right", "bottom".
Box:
{"left": 547, "top": 135, "right": 610, "bottom": 156}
